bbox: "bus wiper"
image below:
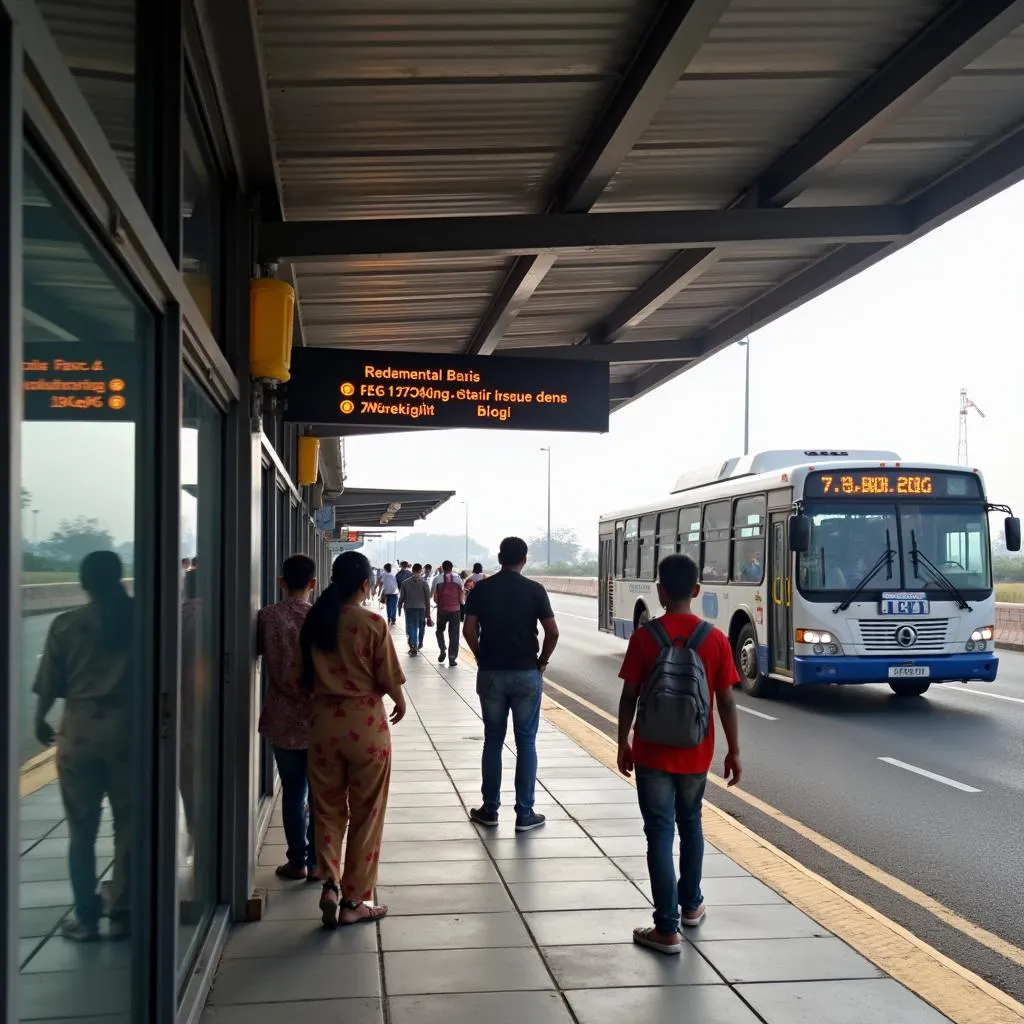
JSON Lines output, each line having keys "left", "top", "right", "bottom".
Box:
{"left": 833, "top": 530, "right": 895, "bottom": 614}
{"left": 909, "top": 530, "right": 971, "bottom": 611}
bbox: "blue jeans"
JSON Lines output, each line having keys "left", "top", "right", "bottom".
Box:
{"left": 384, "top": 593, "right": 398, "bottom": 624}
{"left": 405, "top": 608, "right": 426, "bottom": 648}
{"left": 476, "top": 669, "right": 542, "bottom": 816}
{"left": 273, "top": 746, "right": 316, "bottom": 869}
{"left": 635, "top": 765, "right": 707, "bottom": 934}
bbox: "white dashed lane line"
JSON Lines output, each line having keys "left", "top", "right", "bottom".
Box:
{"left": 735, "top": 703, "right": 778, "bottom": 721}
{"left": 878, "top": 756, "right": 981, "bottom": 793}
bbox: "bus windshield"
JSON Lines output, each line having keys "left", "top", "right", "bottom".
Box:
{"left": 797, "top": 501, "right": 991, "bottom": 595}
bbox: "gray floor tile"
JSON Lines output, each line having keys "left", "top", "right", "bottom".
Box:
{"left": 488, "top": 837, "right": 603, "bottom": 859}
{"left": 383, "top": 822, "right": 478, "bottom": 842}
{"left": 584, "top": 820, "right": 667, "bottom": 839}
{"left": 391, "top": 760, "right": 444, "bottom": 771}
{"left": 566, "top": 985, "right": 763, "bottom": 1024}
{"left": 388, "top": 991, "right": 573, "bottom": 1024}
{"left": 736, "top": 978, "right": 952, "bottom": 1023}
{"left": 20, "top": 905, "right": 68, "bottom": 938}
{"left": 19, "top": 879, "right": 75, "bottom": 910}
{"left": 544, "top": 942, "right": 721, "bottom": 988}
{"left": 385, "top": 806, "right": 471, "bottom": 824}
{"left": 380, "top": 911, "right": 532, "bottom": 951}
{"left": 221, "top": 917, "right": 377, "bottom": 958}
{"left": 496, "top": 857, "right": 628, "bottom": 884}
{"left": 478, "top": 818, "right": 586, "bottom": 841}
{"left": 565, "top": 803, "right": 643, "bottom": 820}
{"left": 387, "top": 791, "right": 463, "bottom": 808}
{"left": 209, "top": 952, "right": 380, "bottom": 1004}
{"left": 538, "top": 766, "right": 619, "bottom": 779}
{"left": 376, "top": 859, "right": 499, "bottom": 886}
{"left": 379, "top": 841, "right": 489, "bottom": 863}
{"left": 385, "top": 780, "right": 457, "bottom": 794}
{"left": 696, "top": 937, "right": 881, "bottom": 983}
{"left": 526, "top": 909, "right": 657, "bottom": 946}
{"left": 509, "top": 880, "right": 649, "bottom": 912}
{"left": 256, "top": 843, "right": 288, "bottom": 867}
{"left": 384, "top": 947, "right": 553, "bottom": 995}
{"left": 27, "top": 836, "right": 114, "bottom": 859}
{"left": 611, "top": 854, "right": 748, "bottom": 881}
{"left": 593, "top": 835, "right": 656, "bottom": 856}
{"left": 202, "top": 998, "right": 382, "bottom": 1024}
{"left": 20, "top": 969, "right": 132, "bottom": 1018}
{"left": 260, "top": 891, "right": 328, "bottom": 921}
{"left": 377, "top": 883, "right": 513, "bottom": 916}
{"left": 691, "top": 904, "right": 829, "bottom": 941}
{"left": 541, "top": 776, "right": 634, "bottom": 791}
{"left": 700, "top": 876, "right": 785, "bottom": 905}
{"left": 19, "top": 819, "right": 61, "bottom": 840}
{"left": 18, "top": 857, "right": 74, "bottom": 884}
{"left": 546, "top": 788, "right": 637, "bottom": 804}
{"left": 22, "top": 934, "right": 133, "bottom": 973}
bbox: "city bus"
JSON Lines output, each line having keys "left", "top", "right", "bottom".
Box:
{"left": 597, "top": 450, "right": 1020, "bottom": 697}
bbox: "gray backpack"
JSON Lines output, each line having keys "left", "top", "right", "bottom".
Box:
{"left": 634, "top": 619, "right": 713, "bottom": 748}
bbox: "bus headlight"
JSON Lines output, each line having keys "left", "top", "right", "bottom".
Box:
{"left": 970, "top": 626, "right": 994, "bottom": 642}
{"left": 796, "top": 629, "right": 842, "bottom": 655}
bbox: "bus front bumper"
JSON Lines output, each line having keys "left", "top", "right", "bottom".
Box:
{"left": 792, "top": 652, "right": 998, "bottom": 685}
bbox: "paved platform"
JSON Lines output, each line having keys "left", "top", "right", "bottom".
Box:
{"left": 202, "top": 645, "right": 951, "bottom": 1024}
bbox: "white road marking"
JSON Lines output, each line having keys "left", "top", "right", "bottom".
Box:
{"left": 877, "top": 757, "right": 981, "bottom": 793}
{"left": 556, "top": 611, "right": 599, "bottom": 622}
{"left": 950, "top": 687, "right": 1024, "bottom": 706}
{"left": 736, "top": 704, "right": 778, "bottom": 721}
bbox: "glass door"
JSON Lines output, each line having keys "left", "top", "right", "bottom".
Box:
{"left": 769, "top": 513, "right": 792, "bottom": 674}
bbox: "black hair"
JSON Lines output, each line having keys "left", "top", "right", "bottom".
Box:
{"left": 498, "top": 537, "right": 528, "bottom": 567}
{"left": 80, "top": 550, "right": 133, "bottom": 652}
{"left": 282, "top": 553, "right": 317, "bottom": 592}
{"left": 658, "top": 554, "right": 699, "bottom": 602}
{"left": 442, "top": 559, "right": 453, "bottom": 572}
{"left": 383, "top": 562, "right": 392, "bottom": 572}
{"left": 412, "top": 562, "right": 422, "bottom": 573}
{"left": 300, "top": 551, "right": 371, "bottom": 689}
{"left": 472, "top": 562, "right": 483, "bottom": 574}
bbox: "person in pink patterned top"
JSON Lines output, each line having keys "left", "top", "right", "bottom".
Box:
{"left": 257, "top": 554, "right": 318, "bottom": 881}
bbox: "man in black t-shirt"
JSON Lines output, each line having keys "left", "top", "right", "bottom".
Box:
{"left": 463, "top": 536, "right": 559, "bottom": 832}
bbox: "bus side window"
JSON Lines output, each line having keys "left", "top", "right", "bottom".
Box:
{"left": 731, "top": 495, "right": 766, "bottom": 583}
{"left": 678, "top": 506, "right": 700, "bottom": 563}
{"left": 623, "top": 518, "right": 639, "bottom": 579}
{"left": 702, "top": 501, "right": 731, "bottom": 582}
{"left": 638, "top": 514, "right": 657, "bottom": 580}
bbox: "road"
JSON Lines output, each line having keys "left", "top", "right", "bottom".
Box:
{"left": 543, "top": 591, "right": 1024, "bottom": 1001}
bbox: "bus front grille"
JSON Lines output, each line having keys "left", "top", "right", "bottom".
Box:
{"left": 857, "top": 619, "right": 949, "bottom": 653}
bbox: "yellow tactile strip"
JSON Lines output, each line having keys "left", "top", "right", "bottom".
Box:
{"left": 540, "top": 692, "right": 1024, "bottom": 1024}
{"left": 20, "top": 746, "right": 57, "bottom": 798}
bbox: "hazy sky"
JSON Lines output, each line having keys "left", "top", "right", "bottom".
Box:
{"left": 349, "top": 179, "right": 1024, "bottom": 562}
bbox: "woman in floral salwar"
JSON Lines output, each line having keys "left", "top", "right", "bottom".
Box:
{"left": 300, "top": 551, "right": 406, "bottom": 927}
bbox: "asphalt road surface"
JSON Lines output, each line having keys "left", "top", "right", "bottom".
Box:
{"left": 542, "top": 591, "right": 1024, "bottom": 1001}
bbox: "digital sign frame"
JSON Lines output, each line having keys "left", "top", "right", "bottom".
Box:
{"left": 22, "top": 342, "right": 139, "bottom": 423}
{"left": 283, "top": 348, "right": 610, "bottom": 433}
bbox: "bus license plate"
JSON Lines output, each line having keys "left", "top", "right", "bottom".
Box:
{"left": 888, "top": 666, "right": 930, "bottom": 679}
{"left": 880, "top": 592, "right": 929, "bottom": 616}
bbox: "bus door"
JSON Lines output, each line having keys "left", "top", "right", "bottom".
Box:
{"left": 769, "top": 512, "right": 792, "bottom": 673}
{"left": 598, "top": 533, "right": 613, "bottom": 632}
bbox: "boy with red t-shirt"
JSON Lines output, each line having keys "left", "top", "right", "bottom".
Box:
{"left": 616, "top": 553, "right": 743, "bottom": 954}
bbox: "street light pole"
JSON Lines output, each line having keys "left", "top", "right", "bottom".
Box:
{"left": 540, "top": 447, "right": 552, "bottom": 567}
{"left": 739, "top": 338, "right": 751, "bottom": 456}
{"left": 462, "top": 501, "right": 469, "bottom": 568}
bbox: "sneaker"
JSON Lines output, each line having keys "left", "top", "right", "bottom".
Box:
{"left": 409, "top": 646, "right": 417, "bottom": 657}
{"left": 449, "top": 659, "right": 458, "bottom": 667}
{"left": 680, "top": 903, "right": 706, "bottom": 927}
{"left": 469, "top": 807, "right": 499, "bottom": 827}
{"left": 61, "top": 916, "right": 99, "bottom": 942}
{"left": 515, "top": 812, "right": 546, "bottom": 833}
{"left": 438, "top": 650, "right": 446, "bottom": 663}
{"left": 275, "top": 862, "right": 307, "bottom": 881}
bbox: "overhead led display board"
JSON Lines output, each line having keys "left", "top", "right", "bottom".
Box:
{"left": 284, "top": 348, "right": 609, "bottom": 433}
{"left": 22, "top": 343, "right": 138, "bottom": 422}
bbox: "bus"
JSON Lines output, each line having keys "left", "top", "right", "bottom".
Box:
{"left": 598, "top": 450, "right": 1020, "bottom": 697}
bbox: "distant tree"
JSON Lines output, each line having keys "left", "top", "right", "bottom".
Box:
{"left": 41, "top": 516, "right": 115, "bottom": 567}
{"left": 526, "top": 526, "right": 581, "bottom": 566}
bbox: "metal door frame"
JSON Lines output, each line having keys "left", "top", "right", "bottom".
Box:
{"left": 769, "top": 512, "right": 793, "bottom": 674}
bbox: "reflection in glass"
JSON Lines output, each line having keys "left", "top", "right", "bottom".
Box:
{"left": 183, "top": 89, "right": 221, "bottom": 333}
{"left": 178, "top": 378, "right": 222, "bottom": 981}
{"left": 19, "top": 146, "right": 151, "bottom": 1021}
{"left": 35, "top": 0, "right": 137, "bottom": 183}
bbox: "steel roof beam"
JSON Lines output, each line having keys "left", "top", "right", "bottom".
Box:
{"left": 585, "top": 0, "right": 1024, "bottom": 346}
{"left": 257, "top": 205, "right": 910, "bottom": 261}
{"left": 462, "top": 0, "right": 731, "bottom": 356}
{"left": 500, "top": 339, "right": 702, "bottom": 363}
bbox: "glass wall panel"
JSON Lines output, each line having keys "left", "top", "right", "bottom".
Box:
{"left": 178, "top": 377, "right": 222, "bottom": 982}
{"left": 18, "top": 145, "right": 152, "bottom": 1019}
{"left": 36, "top": 0, "right": 137, "bottom": 183}
{"left": 182, "top": 87, "right": 221, "bottom": 334}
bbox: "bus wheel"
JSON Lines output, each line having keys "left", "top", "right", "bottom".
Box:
{"left": 635, "top": 605, "right": 650, "bottom": 630}
{"left": 889, "top": 681, "right": 931, "bottom": 697}
{"left": 735, "top": 623, "right": 774, "bottom": 697}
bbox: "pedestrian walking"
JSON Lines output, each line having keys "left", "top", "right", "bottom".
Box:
{"left": 300, "top": 551, "right": 406, "bottom": 928}
{"left": 395, "top": 561, "right": 412, "bottom": 589}
{"left": 615, "top": 554, "right": 742, "bottom": 954}
{"left": 463, "top": 537, "right": 558, "bottom": 832}
{"left": 398, "top": 563, "right": 432, "bottom": 656}
{"left": 377, "top": 562, "right": 399, "bottom": 625}
{"left": 257, "top": 554, "right": 318, "bottom": 881}
{"left": 432, "top": 560, "right": 464, "bottom": 666}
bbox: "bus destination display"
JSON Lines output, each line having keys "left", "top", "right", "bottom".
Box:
{"left": 22, "top": 343, "right": 138, "bottom": 422}
{"left": 805, "top": 469, "right": 982, "bottom": 499}
{"left": 284, "top": 347, "right": 609, "bottom": 433}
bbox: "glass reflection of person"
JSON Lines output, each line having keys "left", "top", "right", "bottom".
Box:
{"left": 33, "top": 551, "right": 134, "bottom": 942}
{"left": 179, "top": 568, "right": 205, "bottom": 846}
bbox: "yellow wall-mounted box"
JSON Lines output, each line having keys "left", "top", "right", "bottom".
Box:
{"left": 250, "top": 278, "right": 295, "bottom": 382}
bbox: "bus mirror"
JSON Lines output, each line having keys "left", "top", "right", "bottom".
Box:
{"left": 789, "top": 514, "right": 811, "bottom": 554}
{"left": 1005, "top": 516, "right": 1021, "bottom": 553}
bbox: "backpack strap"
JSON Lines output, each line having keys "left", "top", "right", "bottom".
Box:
{"left": 643, "top": 619, "right": 673, "bottom": 649}
{"left": 684, "top": 620, "right": 714, "bottom": 651}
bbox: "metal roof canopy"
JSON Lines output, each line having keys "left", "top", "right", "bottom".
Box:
{"left": 204, "top": 0, "right": 1024, "bottom": 417}
{"left": 330, "top": 487, "right": 456, "bottom": 528}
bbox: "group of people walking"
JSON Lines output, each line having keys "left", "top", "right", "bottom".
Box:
{"left": 258, "top": 535, "right": 743, "bottom": 951}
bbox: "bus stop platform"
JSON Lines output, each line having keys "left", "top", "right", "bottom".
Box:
{"left": 200, "top": 645, "right": 951, "bottom": 1024}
